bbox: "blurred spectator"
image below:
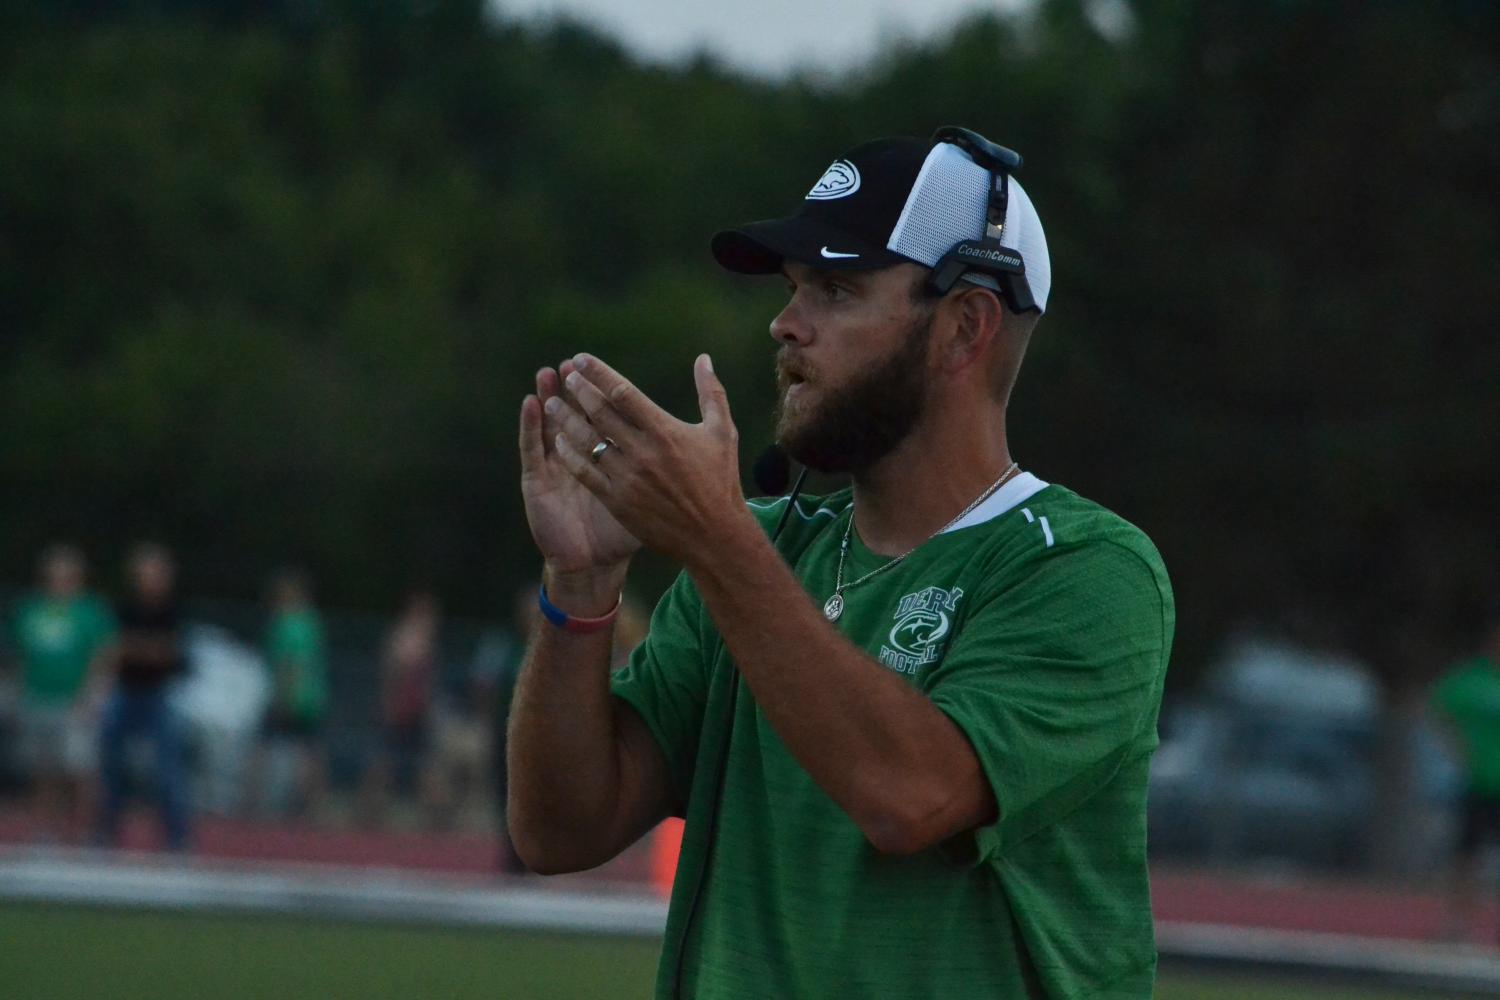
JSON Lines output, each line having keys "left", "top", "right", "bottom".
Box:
{"left": 473, "top": 582, "right": 538, "bottom": 872}
{"left": 249, "top": 568, "right": 329, "bottom": 820}
{"left": 97, "top": 543, "right": 191, "bottom": 850}
{"left": 1432, "top": 606, "right": 1500, "bottom": 942}
{"left": 360, "top": 589, "right": 441, "bottom": 827}
{"left": 7, "top": 544, "right": 116, "bottom": 843}
{"left": 424, "top": 649, "right": 495, "bottom": 832}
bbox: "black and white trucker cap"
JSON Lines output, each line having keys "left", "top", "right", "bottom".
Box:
{"left": 711, "top": 136, "right": 1051, "bottom": 312}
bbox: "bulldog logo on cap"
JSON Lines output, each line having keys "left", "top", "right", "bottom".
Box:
{"left": 806, "top": 159, "right": 861, "bottom": 200}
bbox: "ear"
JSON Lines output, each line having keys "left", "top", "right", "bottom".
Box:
{"left": 936, "top": 284, "right": 1004, "bottom": 375}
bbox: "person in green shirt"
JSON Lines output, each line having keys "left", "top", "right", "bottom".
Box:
{"left": 1431, "top": 608, "right": 1500, "bottom": 943}
{"left": 254, "top": 568, "right": 330, "bottom": 818}
{"left": 508, "top": 130, "right": 1173, "bottom": 999}
{"left": 7, "top": 544, "right": 116, "bottom": 842}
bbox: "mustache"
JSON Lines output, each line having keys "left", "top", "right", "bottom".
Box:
{"left": 775, "top": 350, "right": 818, "bottom": 392}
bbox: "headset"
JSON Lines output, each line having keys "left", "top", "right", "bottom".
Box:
{"left": 671, "top": 127, "right": 1028, "bottom": 996}
{"left": 925, "top": 126, "right": 1038, "bottom": 315}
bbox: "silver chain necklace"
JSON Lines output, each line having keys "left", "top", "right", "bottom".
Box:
{"left": 823, "top": 462, "right": 1020, "bottom": 623}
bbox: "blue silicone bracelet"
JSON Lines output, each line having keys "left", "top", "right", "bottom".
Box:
{"left": 538, "top": 585, "right": 620, "bottom": 633}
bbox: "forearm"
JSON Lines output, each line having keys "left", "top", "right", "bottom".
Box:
{"left": 686, "top": 515, "right": 994, "bottom": 853}
{"left": 537, "top": 351, "right": 990, "bottom": 851}
{"left": 505, "top": 566, "right": 633, "bottom": 872}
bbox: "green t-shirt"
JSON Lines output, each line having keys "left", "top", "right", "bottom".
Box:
{"left": 1433, "top": 656, "right": 1500, "bottom": 796}
{"left": 9, "top": 593, "right": 116, "bottom": 704}
{"left": 612, "top": 475, "right": 1174, "bottom": 1000}
{"left": 264, "top": 608, "right": 329, "bottom": 724}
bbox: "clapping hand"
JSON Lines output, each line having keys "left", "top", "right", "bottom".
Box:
{"left": 534, "top": 353, "right": 752, "bottom": 568}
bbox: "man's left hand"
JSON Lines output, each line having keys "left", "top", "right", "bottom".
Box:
{"left": 547, "top": 352, "right": 753, "bottom": 566}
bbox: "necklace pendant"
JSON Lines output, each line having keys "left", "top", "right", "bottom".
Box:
{"left": 823, "top": 593, "right": 845, "bottom": 622}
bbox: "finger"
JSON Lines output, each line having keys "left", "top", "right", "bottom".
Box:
{"left": 564, "top": 368, "right": 640, "bottom": 442}
{"left": 535, "top": 368, "right": 560, "bottom": 456}
{"left": 553, "top": 431, "right": 613, "bottom": 498}
{"left": 544, "top": 362, "right": 603, "bottom": 455}
{"left": 571, "top": 354, "right": 666, "bottom": 428}
{"left": 537, "top": 366, "right": 560, "bottom": 401}
{"left": 518, "top": 394, "right": 547, "bottom": 478}
{"left": 544, "top": 393, "right": 607, "bottom": 459}
{"left": 557, "top": 358, "right": 586, "bottom": 414}
{"left": 693, "top": 353, "right": 733, "bottom": 435}
{"left": 552, "top": 361, "right": 615, "bottom": 445}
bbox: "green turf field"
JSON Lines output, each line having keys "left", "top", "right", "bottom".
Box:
{"left": 0, "top": 903, "right": 1446, "bottom": 999}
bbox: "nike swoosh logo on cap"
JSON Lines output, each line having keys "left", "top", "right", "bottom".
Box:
{"left": 820, "top": 247, "right": 860, "bottom": 259}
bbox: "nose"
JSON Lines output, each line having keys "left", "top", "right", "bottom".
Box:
{"left": 769, "top": 297, "right": 812, "bottom": 347}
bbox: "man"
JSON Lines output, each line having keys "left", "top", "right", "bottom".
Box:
{"left": 97, "top": 543, "right": 192, "bottom": 850}
{"left": 1432, "top": 607, "right": 1500, "bottom": 942}
{"left": 508, "top": 133, "right": 1174, "bottom": 999}
{"left": 359, "top": 589, "right": 440, "bottom": 826}
{"left": 8, "top": 544, "right": 115, "bottom": 842}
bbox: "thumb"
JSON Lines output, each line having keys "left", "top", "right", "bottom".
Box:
{"left": 694, "top": 353, "right": 732, "bottom": 433}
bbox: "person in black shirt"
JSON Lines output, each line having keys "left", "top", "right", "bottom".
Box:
{"left": 97, "top": 543, "right": 191, "bottom": 850}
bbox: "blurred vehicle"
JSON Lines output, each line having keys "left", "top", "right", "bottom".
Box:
{"left": 1149, "top": 636, "right": 1461, "bottom": 871}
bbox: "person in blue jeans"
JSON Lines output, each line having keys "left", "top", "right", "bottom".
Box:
{"left": 96, "top": 543, "right": 191, "bottom": 851}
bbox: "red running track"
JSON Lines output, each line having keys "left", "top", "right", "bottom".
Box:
{"left": 0, "top": 807, "right": 1485, "bottom": 945}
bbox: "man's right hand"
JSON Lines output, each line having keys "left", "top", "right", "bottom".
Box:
{"left": 519, "top": 361, "right": 641, "bottom": 608}
{"left": 511, "top": 362, "right": 677, "bottom": 874}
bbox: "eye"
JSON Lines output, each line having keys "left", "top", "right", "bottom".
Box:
{"left": 822, "top": 281, "right": 850, "bottom": 302}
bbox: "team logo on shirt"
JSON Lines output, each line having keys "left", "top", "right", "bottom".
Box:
{"left": 879, "top": 586, "right": 964, "bottom": 675}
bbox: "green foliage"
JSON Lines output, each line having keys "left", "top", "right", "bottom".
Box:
{"left": 1, "top": 1, "right": 1496, "bottom": 685}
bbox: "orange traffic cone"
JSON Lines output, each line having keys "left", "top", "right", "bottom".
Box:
{"left": 651, "top": 817, "right": 684, "bottom": 898}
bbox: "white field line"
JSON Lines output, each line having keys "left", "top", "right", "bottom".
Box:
{"left": 1156, "top": 920, "right": 1500, "bottom": 995}
{"left": 5, "top": 849, "right": 1500, "bottom": 993}
{"left": 0, "top": 847, "right": 666, "bottom": 937}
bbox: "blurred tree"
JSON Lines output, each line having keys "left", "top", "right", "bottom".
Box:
{"left": 1043, "top": 0, "right": 1500, "bottom": 870}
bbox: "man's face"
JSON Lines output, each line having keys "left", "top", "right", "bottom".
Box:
{"left": 272, "top": 578, "right": 305, "bottom": 610}
{"left": 42, "top": 553, "right": 83, "bottom": 599}
{"left": 771, "top": 262, "right": 935, "bottom": 474}
{"left": 131, "top": 552, "right": 174, "bottom": 603}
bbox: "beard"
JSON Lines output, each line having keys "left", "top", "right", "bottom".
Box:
{"left": 774, "top": 310, "right": 934, "bottom": 475}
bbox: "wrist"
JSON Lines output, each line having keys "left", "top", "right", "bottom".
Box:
{"left": 680, "top": 504, "right": 762, "bottom": 578}
{"left": 543, "top": 561, "right": 629, "bottom": 617}
{"left": 539, "top": 586, "right": 620, "bottom": 634}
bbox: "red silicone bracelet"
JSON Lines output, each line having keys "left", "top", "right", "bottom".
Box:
{"left": 538, "top": 585, "right": 621, "bottom": 634}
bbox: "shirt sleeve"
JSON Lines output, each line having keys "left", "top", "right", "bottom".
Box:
{"left": 610, "top": 571, "right": 713, "bottom": 809}
{"left": 926, "top": 541, "right": 1170, "bottom": 863}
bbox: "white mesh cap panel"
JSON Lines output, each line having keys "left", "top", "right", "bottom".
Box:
{"left": 887, "top": 143, "right": 988, "bottom": 267}
{"left": 886, "top": 141, "right": 1051, "bottom": 311}
{"left": 1004, "top": 180, "right": 1050, "bottom": 312}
